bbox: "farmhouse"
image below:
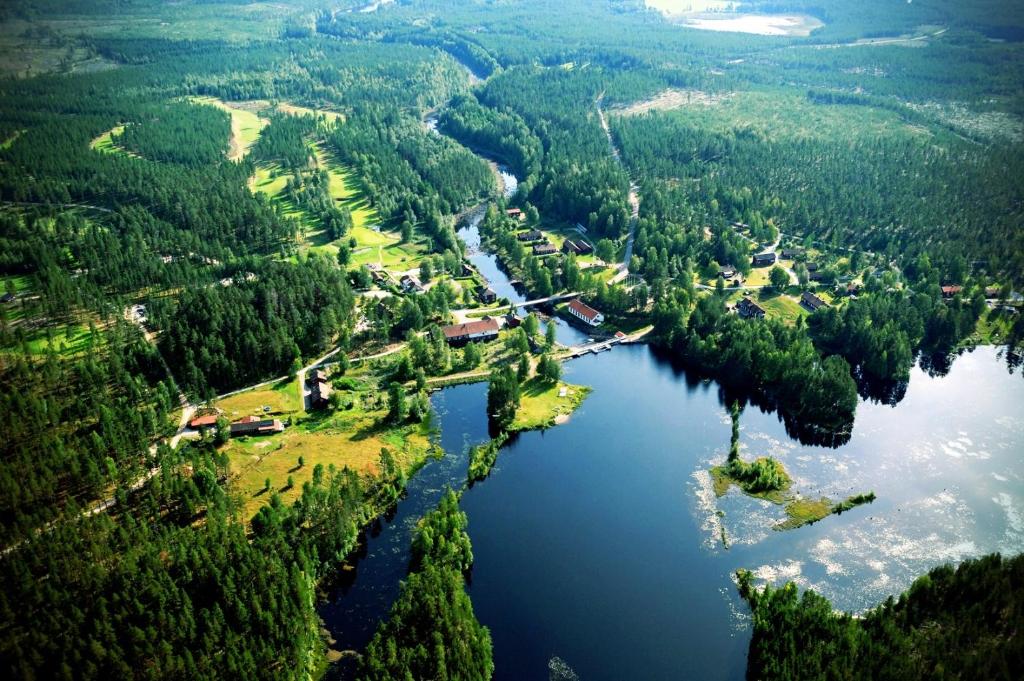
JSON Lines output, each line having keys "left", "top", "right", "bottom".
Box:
{"left": 188, "top": 413, "right": 219, "bottom": 429}
{"left": 801, "top": 291, "right": 828, "bottom": 312}
{"left": 780, "top": 248, "right": 804, "bottom": 259}
{"left": 309, "top": 378, "right": 332, "bottom": 408}
{"left": 568, "top": 299, "right": 604, "bottom": 326}
{"left": 736, "top": 297, "right": 766, "bottom": 319}
{"left": 517, "top": 230, "right": 543, "bottom": 243}
{"left": 718, "top": 265, "right": 737, "bottom": 279}
{"left": 941, "top": 285, "right": 963, "bottom": 298}
{"left": 477, "top": 286, "right": 497, "bottom": 304}
{"left": 229, "top": 415, "right": 285, "bottom": 437}
{"left": 440, "top": 318, "right": 501, "bottom": 345}
{"left": 506, "top": 208, "right": 526, "bottom": 221}
{"left": 752, "top": 252, "right": 777, "bottom": 267}
{"left": 533, "top": 243, "right": 557, "bottom": 256}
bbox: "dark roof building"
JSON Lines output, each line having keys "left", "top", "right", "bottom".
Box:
{"left": 440, "top": 318, "right": 501, "bottom": 345}
{"left": 801, "top": 291, "right": 828, "bottom": 311}
{"left": 736, "top": 297, "right": 766, "bottom": 319}
{"left": 506, "top": 208, "right": 525, "bottom": 221}
{"left": 517, "top": 230, "right": 543, "bottom": 242}
{"left": 309, "top": 379, "right": 332, "bottom": 408}
{"left": 562, "top": 239, "right": 594, "bottom": 256}
{"left": 752, "top": 252, "right": 777, "bottom": 267}
{"left": 533, "top": 243, "right": 557, "bottom": 256}
{"left": 780, "top": 248, "right": 805, "bottom": 259}
{"left": 230, "top": 416, "right": 285, "bottom": 436}
{"left": 477, "top": 286, "right": 497, "bottom": 304}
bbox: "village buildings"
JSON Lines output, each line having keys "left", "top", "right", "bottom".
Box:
{"left": 736, "top": 297, "right": 766, "bottom": 319}
{"left": 567, "top": 299, "right": 604, "bottom": 326}
{"left": 440, "top": 318, "right": 501, "bottom": 345}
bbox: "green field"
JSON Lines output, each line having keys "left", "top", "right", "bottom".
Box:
{"left": 89, "top": 125, "right": 134, "bottom": 157}
{"left": 512, "top": 379, "right": 591, "bottom": 431}
{"left": 757, "top": 292, "right": 808, "bottom": 325}
{"left": 189, "top": 97, "right": 269, "bottom": 161}
{"left": 656, "top": 87, "right": 938, "bottom": 143}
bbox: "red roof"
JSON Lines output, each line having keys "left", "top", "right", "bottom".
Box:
{"left": 188, "top": 414, "right": 219, "bottom": 428}
{"left": 441, "top": 318, "right": 500, "bottom": 339}
{"left": 235, "top": 415, "right": 262, "bottom": 424}
{"left": 941, "top": 285, "right": 962, "bottom": 295}
{"left": 568, "top": 299, "right": 601, "bottom": 322}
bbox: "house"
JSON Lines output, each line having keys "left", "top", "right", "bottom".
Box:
{"left": 309, "top": 379, "right": 332, "bottom": 408}
{"left": 751, "top": 252, "right": 777, "bottom": 267}
{"left": 568, "top": 299, "right": 604, "bottom": 326}
{"left": 985, "top": 286, "right": 1001, "bottom": 299}
{"left": 188, "top": 413, "right": 220, "bottom": 429}
{"left": 229, "top": 415, "right": 285, "bottom": 437}
{"left": 461, "top": 262, "right": 476, "bottom": 277}
{"left": 801, "top": 291, "right": 828, "bottom": 312}
{"left": 941, "top": 285, "right": 963, "bottom": 298}
{"left": 718, "top": 265, "right": 737, "bottom": 279}
{"left": 780, "top": 248, "right": 804, "bottom": 259}
{"left": 736, "top": 297, "right": 766, "bottom": 319}
{"left": 805, "top": 262, "right": 819, "bottom": 272}
{"left": 477, "top": 286, "right": 497, "bottom": 304}
{"left": 562, "top": 239, "right": 594, "bottom": 256}
{"left": 517, "top": 230, "right": 543, "bottom": 242}
{"left": 533, "top": 243, "right": 557, "bottom": 256}
{"left": 440, "top": 318, "right": 501, "bottom": 345}
{"left": 504, "top": 313, "right": 522, "bottom": 329}
{"left": 845, "top": 282, "right": 862, "bottom": 296}
{"left": 809, "top": 271, "right": 824, "bottom": 282}
{"left": 506, "top": 208, "right": 526, "bottom": 222}
{"left": 399, "top": 274, "right": 423, "bottom": 294}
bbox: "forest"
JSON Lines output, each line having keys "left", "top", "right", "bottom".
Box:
{"left": 0, "top": 0, "right": 1022, "bottom": 679}
{"left": 737, "top": 553, "right": 1024, "bottom": 680}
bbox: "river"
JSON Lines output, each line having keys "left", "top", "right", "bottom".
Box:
{"left": 320, "top": 343, "right": 1023, "bottom": 679}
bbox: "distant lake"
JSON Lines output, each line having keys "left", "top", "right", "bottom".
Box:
{"left": 645, "top": 1, "right": 824, "bottom": 37}
{"left": 322, "top": 343, "right": 1024, "bottom": 680}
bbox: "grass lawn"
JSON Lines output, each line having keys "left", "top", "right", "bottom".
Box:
{"left": 21, "top": 321, "right": 99, "bottom": 357}
{"left": 0, "top": 274, "right": 33, "bottom": 294}
{"left": 744, "top": 267, "right": 772, "bottom": 287}
{"left": 90, "top": 125, "right": 136, "bottom": 157}
{"left": 223, "top": 392, "right": 433, "bottom": 520}
{"left": 189, "top": 96, "right": 268, "bottom": 161}
{"left": 215, "top": 377, "right": 303, "bottom": 420}
{"left": 511, "top": 378, "right": 591, "bottom": 431}
{"left": 757, "top": 291, "right": 807, "bottom": 325}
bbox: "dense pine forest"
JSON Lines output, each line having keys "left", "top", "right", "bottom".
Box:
{"left": 0, "top": 0, "right": 1021, "bottom": 679}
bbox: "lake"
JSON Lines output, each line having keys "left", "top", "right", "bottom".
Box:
{"left": 321, "top": 342, "right": 1024, "bottom": 679}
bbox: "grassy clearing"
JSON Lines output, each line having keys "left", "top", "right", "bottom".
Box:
{"left": 215, "top": 377, "right": 303, "bottom": 421}
{"left": 90, "top": 125, "right": 136, "bottom": 157}
{"left": 277, "top": 103, "right": 345, "bottom": 123}
{"left": 511, "top": 378, "right": 591, "bottom": 431}
{"left": 21, "top": 320, "right": 99, "bottom": 357}
{"left": 663, "top": 86, "right": 937, "bottom": 142}
{"left": 222, "top": 377, "right": 433, "bottom": 520}
{"left": 0, "top": 274, "right": 33, "bottom": 294}
{"left": 189, "top": 96, "right": 269, "bottom": 161}
{"left": 757, "top": 291, "right": 807, "bottom": 324}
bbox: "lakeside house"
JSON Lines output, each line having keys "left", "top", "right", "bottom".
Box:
{"left": 801, "top": 291, "right": 828, "bottom": 312}
{"left": 517, "top": 230, "right": 543, "bottom": 242}
{"left": 568, "top": 298, "right": 604, "bottom": 326}
{"left": 752, "top": 252, "right": 776, "bottom": 267}
{"left": 533, "top": 243, "right": 557, "bottom": 256}
{"left": 736, "top": 297, "right": 766, "bottom": 319}
{"left": 440, "top": 318, "right": 501, "bottom": 345}
{"left": 477, "top": 286, "right": 497, "bottom": 304}
{"left": 229, "top": 415, "right": 285, "bottom": 437}
{"left": 506, "top": 208, "right": 526, "bottom": 222}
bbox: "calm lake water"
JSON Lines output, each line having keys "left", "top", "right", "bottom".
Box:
{"left": 321, "top": 343, "right": 1024, "bottom": 680}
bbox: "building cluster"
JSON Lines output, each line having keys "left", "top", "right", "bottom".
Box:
{"left": 307, "top": 369, "right": 332, "bottom": 409}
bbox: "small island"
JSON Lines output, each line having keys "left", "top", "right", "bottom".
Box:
{"left": 712, "top": 403, "right": 875, "bottom": 533}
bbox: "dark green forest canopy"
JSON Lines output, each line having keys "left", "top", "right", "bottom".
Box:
{"left": 737, "top": 553, "right": 1024, "bottom": 680}
{"left": 0, "top": 1, "right": 1022, "bottom": 680}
